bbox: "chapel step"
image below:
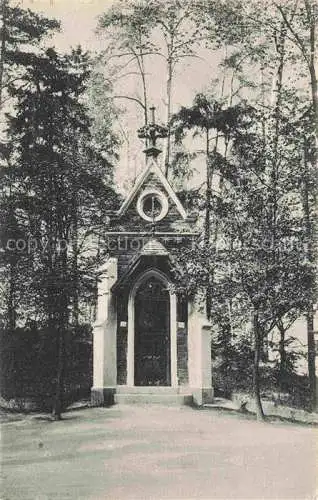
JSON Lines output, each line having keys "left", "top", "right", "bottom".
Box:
{"left": 114, "top": 392, "right": 193, "bottom": 406}
{"left": 116, "top": 386, "right": 183, "bottom": 395}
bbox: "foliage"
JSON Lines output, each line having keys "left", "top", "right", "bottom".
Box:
{"left": 212, "top": 335, "right": 254, "bottom": 397}
{"left": 1, "top": 0, "right": 316, "bottom": 416}
{"left": 0, "top": 0, "right": 60, "bottom": 108}
{"left": 170, "top": 93, "right": 314, "bottom": 418}
{"left": 0, "top": 38, "right": 118, "bottom": 417}
{"left": 0, "top": 325, "right": 92, "bottom": 411}
{"left": 96, "top": 0, "right": 205, "bottom": 174}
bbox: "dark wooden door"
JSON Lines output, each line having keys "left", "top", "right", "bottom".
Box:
{"left": 134, "top": 277, "right": 170, "bottom": 386}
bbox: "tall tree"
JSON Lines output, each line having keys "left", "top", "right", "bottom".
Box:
{"left": 97, "top": 0, "right": 204, "bottom": 176}
{"left": 189, "top": 0, "right": 317, "bottom": 411}
{"left": 171, "top": 94, "right": 249, "bottom": 317}
{"left": 171, "top": 100, "right": 312, "bottom": 419}
{"left": 274, "top": 0, "right": 318, "bottom": 411}
{"left": 0, "top": 1, "right": 59, "bottom": 333}
{"left": 146, "top": 0, "right": 204, "bottom": 175}
{"left": 274, "top": 0, "right": 317, "bottom": 149}
{"left": 4, "top": 46, "right": 117, "bottom": 419}
{"left": 0, "top": 0, "right": 59, "bottom": 109}
{"left": 97, "top": 0, "right": 157, "bottom": 125}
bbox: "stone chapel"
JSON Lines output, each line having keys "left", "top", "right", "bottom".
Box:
{"left": 91, "top": 108, "right": 213, "bottom": 406}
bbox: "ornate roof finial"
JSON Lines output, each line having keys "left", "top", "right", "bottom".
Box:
{"left": 137, "top": 106, "right": 168, "bottom": 159}
{"left": 150, "top": 105, "right": 156, "bottom": 125}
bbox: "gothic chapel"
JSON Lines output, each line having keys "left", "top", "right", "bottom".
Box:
{"left": 91, "top": 108, "right": 213, "bottom": 406}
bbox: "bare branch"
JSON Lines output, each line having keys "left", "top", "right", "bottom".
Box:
{"left": 274, "top": 2, "right": 310, "bottom": 67}
{"left": 111, "top": 95, "right": 146, "bottom": 110}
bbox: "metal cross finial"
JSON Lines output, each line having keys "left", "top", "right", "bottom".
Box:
{"left": 150, "top": 106, "right": 156, "bottom": 125}
{"left": 137, "top": 105, "right": 168, "bottom": 159}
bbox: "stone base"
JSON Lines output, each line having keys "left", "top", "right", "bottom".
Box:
{"left": 192, "top": 387, "right": 214, "bottom": 407}
{"left": 115, "top": 393, "right": 193, "bottom": 405}
{"left": 91, "top": 387, "right": 116, "bottom": 407}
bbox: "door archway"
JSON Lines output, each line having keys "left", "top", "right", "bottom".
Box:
{"left": 127, "top": 269, "right": 177, "bottom": 387}
{"left": 134, "top": 276, "right": 170, "bottom": 385}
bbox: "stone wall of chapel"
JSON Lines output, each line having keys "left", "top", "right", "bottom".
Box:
{"left": 117, "top": 202, "right": 191, "bottom": 233}
{"left": 110, "top": 172, "right": 195, "bottom": 234}
{"left": 107, "top": 235, "right": 194, "bottom": 280}
{"left": 116, "top": 294, "right": 128, "bottom": 385}
{"left": 177, "top": 326, "right": 188, "bottom": 385}
{"left": 116, "top": 292, "right": 189, "bottom": 386}
{"left": 117, "top": 326, "right": 127, "bottom": 385}
{"left": 110, "top": 168, "right": 194, "bottom": 386}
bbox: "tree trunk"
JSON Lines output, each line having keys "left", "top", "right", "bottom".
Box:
{"left": 204, "top": 128, "right": 211, "bottom": 246}
{"left": 253, "top": 308, "right": 265, "bottom": 421}
{"left": 165, "top": 56, "right": 173, "bottom": 178}
{"left": 71, "top": 194, "right": 79, "bottom": 328}
{"left": 0, "top": 0, "right": 7, "bottom": 108}
{"left": 306, "top": 1, "right": 318, "bottom": 412}
{"left": 7, "top": 260, "right": 16, "bottom": 331}
{"left": 138, "top": 47, "right": 148, "bottom": 126}
{"left": 307, "top": 306, "right": 317, "bottom": 411}
{"left": 277, "top": 321, "right": 287, "bottom": 390}
{"left": 271, "top": 23, "right": 286, "bottom": 256}
{"left": 204, "top": 128, "right": 212, "bottom": 319}
{"left": 51, "top": 189, "right": 69, "bottom": 420}
{"left": 52, "top": 251, "right": 68, "bottom": 420}
{"left": 132, "top": 33, "right": 148, "bottom": 137}
{"left": 302, "top": 139, "right": 317, "bottom": 411}
{"left": 305, "top": 0, "right": 318, "bottom": 155}
{"left": 52, "top": 325, "right": 64, "bottom": 420}
{"left": 7, "top": 203, "right": 17, "bottom": 332}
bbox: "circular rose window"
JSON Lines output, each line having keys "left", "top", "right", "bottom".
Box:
{"left": 137, "top": 190, "right": 169, "bottom": 222}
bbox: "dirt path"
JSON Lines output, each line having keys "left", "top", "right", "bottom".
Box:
{"left": 1, "top": 405, "right": 317, "bottom": 499}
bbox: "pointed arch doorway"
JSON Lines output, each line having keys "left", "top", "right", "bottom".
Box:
{"left": 135, "top": 276, "right": 170, "bottom": 385}
{"left": 127, "top": 269, "right": 178, "bottom": 387}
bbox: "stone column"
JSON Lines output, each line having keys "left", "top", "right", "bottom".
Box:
{"left": 188, "top": 300, "right": 214, "bottom": 406}
{"left": 170, "top": 292, "right": 178, "bottom": 388}
{"left": 91, "top": 258, "right": 118, "bottom": 406}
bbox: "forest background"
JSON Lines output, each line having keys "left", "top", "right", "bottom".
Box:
{"left": 0, "top": 0, "right": 316, "bottom": 420}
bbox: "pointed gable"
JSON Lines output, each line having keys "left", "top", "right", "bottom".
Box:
{"left": 117, "top": 158, "right": 188, "bottom": 220}
{"left": 140, "top": 238, "right": 169, "bottom": 256}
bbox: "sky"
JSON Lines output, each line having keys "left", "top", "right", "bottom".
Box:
{"left": 22, "top": 0, "right": 111, "bottom": 51}
{"left": 21, "top": 0, "right": 219, "bottom": 109}
{"left": 12, "top": 1, "right": 310, "bottom": 191}
{"left": 19, "top": 0, "right": 221, "bottom": 189}
{"left": 17, "top": 1, "right": 232, "bottom": 190}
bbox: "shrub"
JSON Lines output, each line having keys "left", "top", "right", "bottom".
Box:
{"left": 0, "top": 325, "right": 93, "bottom": 411}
